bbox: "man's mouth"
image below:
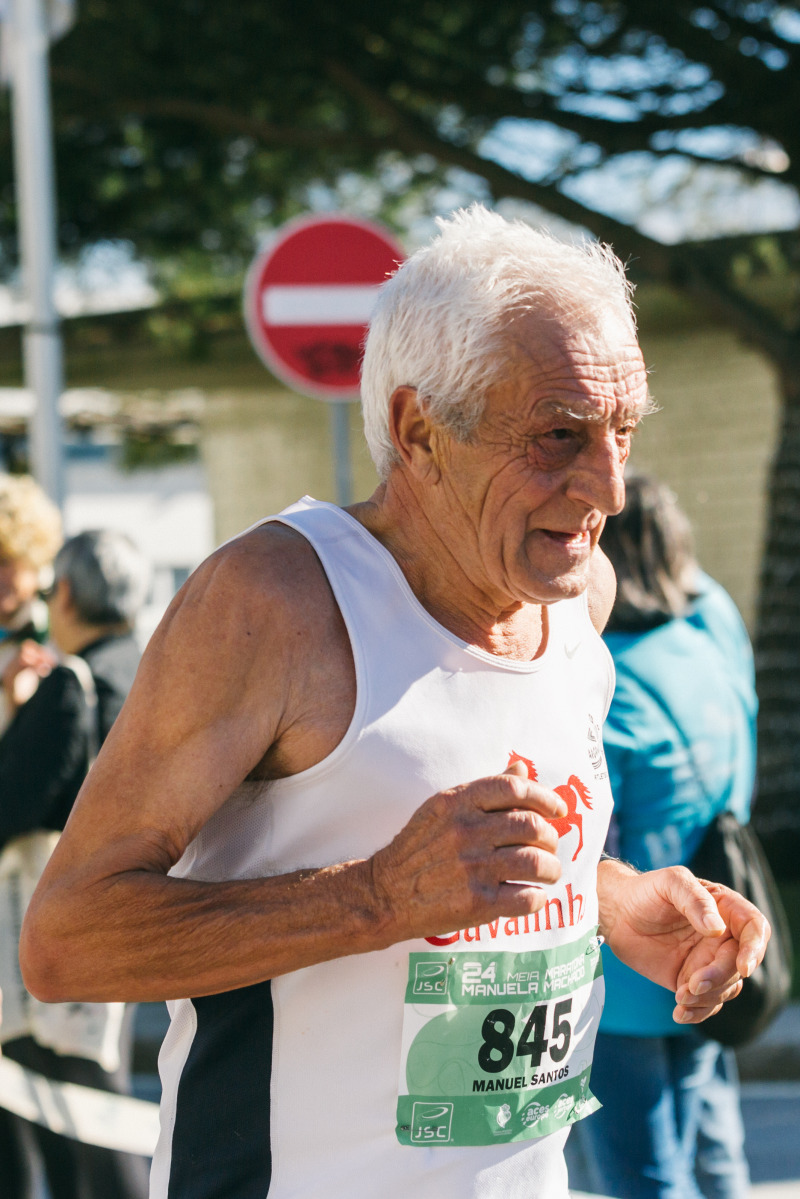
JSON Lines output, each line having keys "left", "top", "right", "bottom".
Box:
{"left": 541, "top": 529, "right": 591, "bottom": 547}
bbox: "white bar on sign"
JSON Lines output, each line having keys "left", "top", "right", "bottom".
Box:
{"left": 262, "top": 284, "right": 381, "bottom": 326}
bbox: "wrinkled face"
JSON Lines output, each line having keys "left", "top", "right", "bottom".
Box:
{"left": 0, "top": 555, "right": 39, "bottom": 625}
{"left": 432, "top": 312, "right": 650, "bottom": 608}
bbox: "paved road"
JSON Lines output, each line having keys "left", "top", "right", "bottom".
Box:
{"left": 740, "top": 1082, "right": 800, "bottom": 1192}
{"left": 567, "top": 1080, "right": 800, "bottom": 1196}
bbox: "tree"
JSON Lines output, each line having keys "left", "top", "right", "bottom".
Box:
{"left": 2, "top": 0, "right": 799, "bottom": 871}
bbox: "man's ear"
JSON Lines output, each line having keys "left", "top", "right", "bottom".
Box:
{"left": 388, "top": 386, "right": 441, "bottom": 482}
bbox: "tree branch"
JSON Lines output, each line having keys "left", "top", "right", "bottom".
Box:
{"left": 328, "top": 58, "right": 799, "bottom": 364}
{"left": 50, "top": 67, "right": 363, "bottom": 150}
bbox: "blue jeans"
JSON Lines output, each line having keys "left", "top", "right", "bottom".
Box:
{"left": 572, "top": 1031, "right": 750, "bottom": 1199}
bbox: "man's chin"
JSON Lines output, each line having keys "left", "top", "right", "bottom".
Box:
{"left": 524, "top": 563, "right": 591, "bottom": 606}
{"left": 520, "top": 534, "right": 595, "bottom": 597}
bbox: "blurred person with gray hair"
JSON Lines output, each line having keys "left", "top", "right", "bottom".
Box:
{"left": 0, "top": 529, "right": 151, "bottom": 1199}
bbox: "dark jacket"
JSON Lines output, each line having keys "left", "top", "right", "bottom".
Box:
{"left": 0, "top": 633, "right": 140, "bottom": 850}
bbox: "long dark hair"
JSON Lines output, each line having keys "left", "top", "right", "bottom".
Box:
{"left": 601, "top": 475, "right": 699, "bottom": 633}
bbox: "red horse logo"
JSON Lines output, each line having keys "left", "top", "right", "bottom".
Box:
{"left": 507, "top": 751, "right": 593, "bottom": 862}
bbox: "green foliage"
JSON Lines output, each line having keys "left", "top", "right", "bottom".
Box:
{"left": 118, "top": 429, "right": 198, "bottom": 472}
{"left": 0, "top": 1, "right": 797, "bottom": 321}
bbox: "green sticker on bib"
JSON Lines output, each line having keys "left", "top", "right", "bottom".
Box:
{"left": 396, "top": 926, "right": 604, "bottom": 1147}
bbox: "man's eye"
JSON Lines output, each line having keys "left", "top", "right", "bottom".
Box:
{"left": 529, "top": 427, "right": 582, "bottom": 468}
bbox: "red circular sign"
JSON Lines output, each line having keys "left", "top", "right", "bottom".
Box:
{"left": 244, "top": 214, "right": 405, "bottom": 401}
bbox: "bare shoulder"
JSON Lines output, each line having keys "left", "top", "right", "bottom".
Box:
{"left": 160, "top": 520, "right": 333, "bottom": 642}
{"left": 586, "top": 547, "right": 617, "bottom": 634}
{"left": 119, "top": 521, "right": 344, "bottom": 766}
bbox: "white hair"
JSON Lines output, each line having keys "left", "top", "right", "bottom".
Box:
{"left": 361, "top": 205, "right": 637, "bottom": 479}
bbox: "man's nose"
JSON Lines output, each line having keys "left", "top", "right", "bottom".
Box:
{"left": 566, "top": 432, "right": 626, "bottom": 515}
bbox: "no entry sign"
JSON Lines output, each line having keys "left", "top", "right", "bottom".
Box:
{"left": 244, "top": 214, "right": 405, "bottom": 401}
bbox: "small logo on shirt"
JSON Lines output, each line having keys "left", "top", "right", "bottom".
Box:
{"left": 495, "top": 1103, "right": 512, "bottom": 1130}
{"left": 587, "top": 714, "right": 608, "bottom": 781}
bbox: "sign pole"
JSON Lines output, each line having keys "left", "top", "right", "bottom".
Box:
{"left": 8, "top": 0, "right": 65, "bottom": 507}
{"left": 329, "top": 401, "right": 353, "bottom": 507}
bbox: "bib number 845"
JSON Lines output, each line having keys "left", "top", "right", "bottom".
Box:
{"left": 478, "top": 999, "right": 572, "bottom": 1074}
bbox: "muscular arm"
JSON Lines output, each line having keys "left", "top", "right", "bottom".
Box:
{"left": 21, "top": 526, "right": 567, "bottom": 1004}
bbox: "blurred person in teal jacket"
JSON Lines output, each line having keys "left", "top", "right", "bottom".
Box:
{"left": 575, "top": 476, "right": 757, "bottom": 1199}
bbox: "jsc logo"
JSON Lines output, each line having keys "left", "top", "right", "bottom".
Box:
{"left": 413, "top": 960, "right": 450, "bottom": 996}
{"left": 411, "top": 1102, "right": 454, "bottom": 1143}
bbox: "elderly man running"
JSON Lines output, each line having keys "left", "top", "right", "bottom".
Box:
{"left": 22, "top": 207, "right": 769, "bottom": 1199}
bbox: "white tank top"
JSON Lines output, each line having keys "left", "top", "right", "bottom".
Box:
{"left": 151, "top": 497, "right": 615, "bottom": 1199}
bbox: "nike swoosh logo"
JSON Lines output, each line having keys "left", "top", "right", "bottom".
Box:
{"left": 565, "top": 640, "right": 581, "bottom": 658}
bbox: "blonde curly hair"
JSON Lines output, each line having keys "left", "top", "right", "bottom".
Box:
{"left": 0, "top": 474, "right": 62, "bottom": 569}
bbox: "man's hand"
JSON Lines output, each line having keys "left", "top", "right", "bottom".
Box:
{"left": 370, "top": 759, "right": 569, "bottom": 942}
{"left": 598, "top": 859, "right": 771, "bottom": 1024}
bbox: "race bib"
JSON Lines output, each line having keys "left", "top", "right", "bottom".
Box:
{"left": 396, "top": 926, "right": 604, "bottom": 1147}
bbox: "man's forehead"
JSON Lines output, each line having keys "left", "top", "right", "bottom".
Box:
{"left": 500, "top": 312, "right": 649, "bottom": 402}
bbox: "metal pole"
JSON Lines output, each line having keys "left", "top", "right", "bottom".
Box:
{"left": 329, "top": 400, "right": 353, "bottom": 507}
{"left": 8, "top": 0, "right": 65, "bottom": 506}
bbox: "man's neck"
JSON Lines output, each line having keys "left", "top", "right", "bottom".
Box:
{"left": 348, "top": 483, "right": 547, "bottom": 661}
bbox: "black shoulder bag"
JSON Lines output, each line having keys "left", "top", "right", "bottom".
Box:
{"left": 631, "top": 672, "right": 793, "bottom": 1048}
{"left": 688, "top": 809, "right": 792, "bottom": 1047}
